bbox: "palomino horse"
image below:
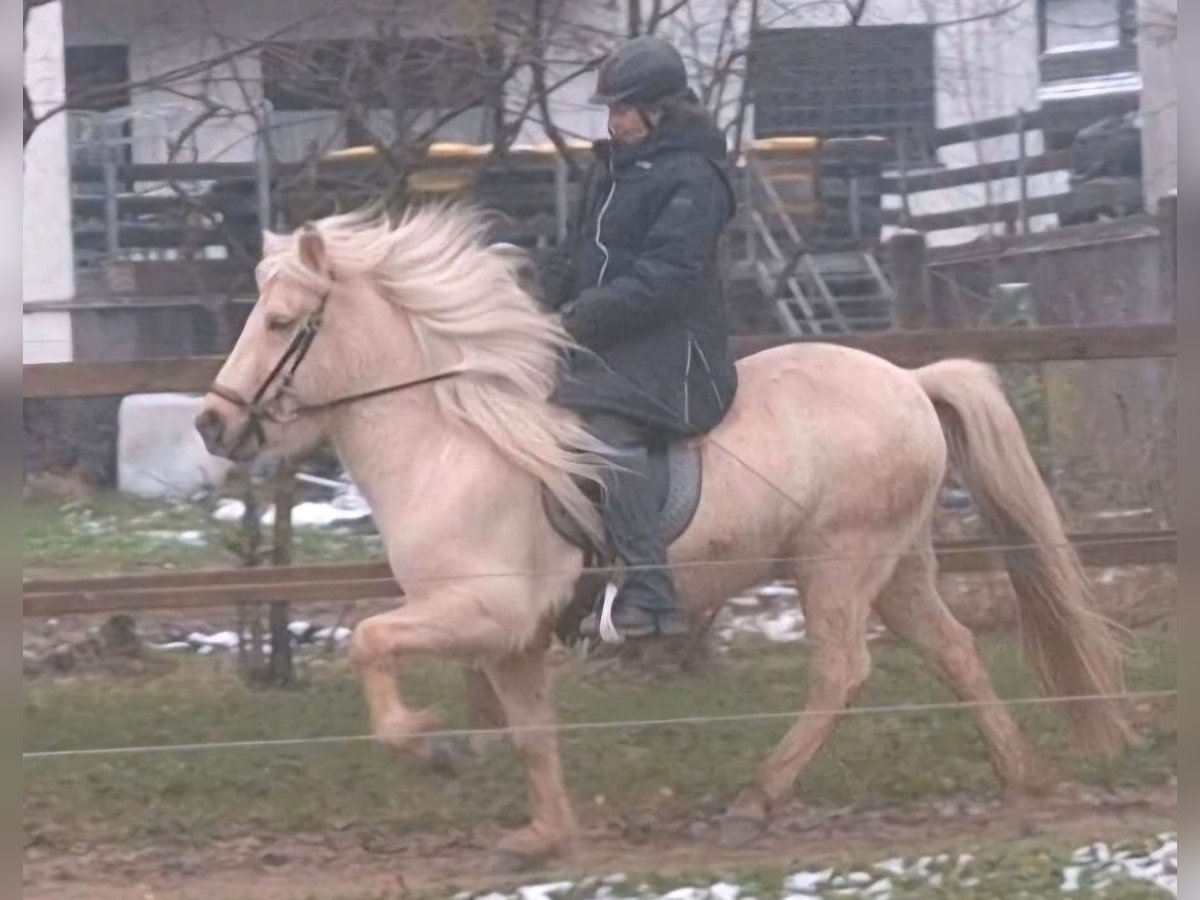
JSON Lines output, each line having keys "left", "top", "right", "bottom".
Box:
{"left": 195, "top": 205, "right": 1130, "bottom": 866}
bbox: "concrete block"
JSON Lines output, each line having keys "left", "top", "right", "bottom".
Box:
{"left": 117, "top": 393, "right": 233, "bottom": 499}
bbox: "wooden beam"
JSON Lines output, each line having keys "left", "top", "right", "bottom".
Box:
{"left": 24, "top": 577, "right": 401, "bottom": 618}
{"left": 23, "top": 356, "right": 225, "bottom": 399}
{"left": 881, "top": 192, "right": 1073, "bottom": 232}
{"left": 24, "top": 560, "right": 392, "bottom": 594}
{"left": 931, "top": 96, "right": 1138, "bottom": 148}
{"left": 23, "top": 324, "right": 1176, "bottom": 400}
{"left": 879, "top": 150, "right": 1071, "bottom": 195}
{"left": 936, "top": 529, "right": 1176, "bottom": 574}
{"left": 21, "top": 530, "right": 1176, "bottom": 618}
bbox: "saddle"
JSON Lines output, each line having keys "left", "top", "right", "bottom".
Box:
{"left": 542, "top": 439, "right": 704, "bottom": 560}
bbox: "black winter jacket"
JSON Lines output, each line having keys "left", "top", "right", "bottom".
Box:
{"left": 539, "top": 119, "right": 738, "bottom": 437}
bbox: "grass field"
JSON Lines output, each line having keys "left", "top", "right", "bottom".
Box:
{"left": 22, "top": 493, "right": 1177, "bottom": 897}
{"left": 23, "top": 628, "right": 1177, "bottom": 849}
{"left": 23, "top": 492, "right": 383, "bottom": 578}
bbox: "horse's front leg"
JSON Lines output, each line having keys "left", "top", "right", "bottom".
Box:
{"left": 348, "top": 585, "right": 577, "bottom": 866}
{"left": 483, "top": 650, "right": 577, "bottom": 869}
{"left": 348, "top": 587, "right": 504, "bottom": 747}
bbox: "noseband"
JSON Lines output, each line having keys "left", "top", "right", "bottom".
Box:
{"left": 207, "top": 285, "right": 461, "bottom": 453}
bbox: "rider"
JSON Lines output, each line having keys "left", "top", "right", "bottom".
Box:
{"left": 538, "top": 36, "right": 739, "bottom": 639}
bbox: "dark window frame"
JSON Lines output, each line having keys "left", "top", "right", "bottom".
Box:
{"left": 747, "top": 24, "right": 937, "bottom": 162}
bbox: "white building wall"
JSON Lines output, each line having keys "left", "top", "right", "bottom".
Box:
{"left": 63, "top": 0, "right": 583, "bottom": 162}
{"left": 509, "top": 2, "right": 619, "bottom": 146}
{"left": 23, "top": 0, "right": 75, "bottom": 363}
{"left": 1137, "top": 0, "right": 1176, "bottom": 208}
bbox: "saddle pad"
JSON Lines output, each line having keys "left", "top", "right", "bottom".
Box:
{"left": 543, "top": 440, "right": 703, "bottom": 554}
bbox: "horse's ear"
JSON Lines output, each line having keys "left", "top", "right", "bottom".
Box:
{"left": 297, "top": 224, "right": 326, "bottom": 273}
{"left": 261, "top": 230, "right": 286, "bottom": 257}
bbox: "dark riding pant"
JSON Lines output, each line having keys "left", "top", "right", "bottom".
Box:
{"left": 585, "top": 411, "right": 678, "bottom": 613}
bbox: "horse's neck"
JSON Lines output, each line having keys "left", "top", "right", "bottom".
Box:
{"left": 328, "top": 396, "right": 518, "bottom": 571}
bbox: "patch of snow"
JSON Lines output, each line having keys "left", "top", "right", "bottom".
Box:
{"left": 187, "top": 630, "right": 239, "bottom": 650}
{"left": 1044, "top": 39, "right": 1120, "bottom": 54}
{"left": 784, "top": 870, "right": 833, "bottom": 893}
{"left": 727, "top": 596, "right": 759, "bottom": 609}
{"left": 149, "top": 641, "right": 192, "bottom": 652}
{"left": 213, "top": 498, "right": 249, "bottom": 523}
{"left": 314, "top": 626, "right": 351, "bottom": 644}
{"left": 212, "top": 490, "right": 372, "bottom": 529}
{"left": 756, "top": 583, "right": 798, "bottom": 599}
{"left": 516, "top": 882, "right": 575, "bottom": 900}
{"left": 1038, "top": 71, "right": 1142, "bottom": 102}
{"left": 455, "top": 833, "right": 1178, "bottom": 897}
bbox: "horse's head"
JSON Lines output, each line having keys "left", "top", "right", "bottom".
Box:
{"left": 195, "top": 223, "right": 366, "bottom": 463}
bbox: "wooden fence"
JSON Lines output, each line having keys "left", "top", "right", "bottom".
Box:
{"left": 879, "top": 95, "right": 1140, "bottom": 243}
{"left": 23, "top": 529, "right": 1177, "bottom": 618}
{"left": 21, "top": 324, "right": 1176, "bottom": 400}
{"left": 22, "top": 320, "right": 1177, "bottom": 619}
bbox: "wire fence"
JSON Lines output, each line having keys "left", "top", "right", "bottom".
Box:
{"left": 22, "top": 689, "right": 1178, "bottom": 761}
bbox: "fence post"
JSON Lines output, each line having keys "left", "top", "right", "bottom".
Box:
{"left": 1157, "top": 190, "right": 1177, "bottom": 319}
{"left": 888, "top": 228, "right": 929, "bottom": 329}
{"left": 553, "top": 154, "right": 569, "bottom": 245}
{"left": 1154, "top": 190, "right": 1177, "bottom": 525}
{"left": 896, "top": 129, "right": 912, "bottom": 226}
{"left": 102, "top": 146, "right": 120, "bottom": 258}
{"left": 1016, "top": 107, "right": 1029, "bottom": 234}
{"left": 268, "top": 465, "right": 296, "bottom": 687}
{"left": 254, "top": 102, "right": 274, "bottom": 233}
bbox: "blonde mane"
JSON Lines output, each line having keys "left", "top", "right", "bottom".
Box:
{"left": 267, "top": 203, "right": 607, "bottom": 542}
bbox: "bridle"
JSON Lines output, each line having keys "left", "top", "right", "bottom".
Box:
{"left": 207, "top": 283, "right": 462, "bottom": 455}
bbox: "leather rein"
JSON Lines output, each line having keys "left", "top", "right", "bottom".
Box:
{"left": 207, "top": 285, "right": 462, "bottom": 452}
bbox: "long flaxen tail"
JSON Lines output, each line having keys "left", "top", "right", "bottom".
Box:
{"left": 914, "top": 359, "right": 1133, "bottom": 756}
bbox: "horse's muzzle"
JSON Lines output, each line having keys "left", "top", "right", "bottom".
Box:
{"left": 195, "top": 403, "right": 260, "bottom": 462}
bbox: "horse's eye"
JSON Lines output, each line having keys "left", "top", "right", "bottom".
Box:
{"left": 266, "top": 315, "right": 295, "bottom": 333}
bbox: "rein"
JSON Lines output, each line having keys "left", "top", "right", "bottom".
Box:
{"left": 207, "top": 284, "right": 463, "bottom": 452}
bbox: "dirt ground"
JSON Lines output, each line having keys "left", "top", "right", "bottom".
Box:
{"left": 23, "top": 779, "right": 1176, "bottom": 899}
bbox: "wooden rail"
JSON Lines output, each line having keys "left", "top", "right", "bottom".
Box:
{"left": 21, "top": 529, "right": 1177, "bottom": 618}
{"left": 880, "top": 151, "right": 1072, "bottom": 196}
{"left": 881, "top": 193, "right": 1076, "bottom": 234}
{"left": 929, "top": 94, "right": 1137, "bottom": 148}
{"left": 22, "top": 324, "right": 1176, "bottom": 400}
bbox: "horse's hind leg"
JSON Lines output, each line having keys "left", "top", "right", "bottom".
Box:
{"left": 464, "top": 665, "right": 507, "bottom": 756}
{"left": 875, "top": 543, "right": 1045, "bottom": 793}
{"left": 724, "top": 542, "right": 897, "bottom": 836}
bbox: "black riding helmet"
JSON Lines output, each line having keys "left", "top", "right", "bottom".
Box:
{"left": 588, "top": 35, "right": 688, "bottom": 107}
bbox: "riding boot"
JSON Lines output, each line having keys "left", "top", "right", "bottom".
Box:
{"left": 579, "top": 414, "right": 687, "bottom": 638}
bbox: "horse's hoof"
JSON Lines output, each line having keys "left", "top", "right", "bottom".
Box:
{"left": 718, "top": 784, "right": 770, "bottom": 846}
{"left": 717, "top": 813, "right": 765, "bottom": 847}
{"left": 1003, "top": 768, "right": 1055, "bottom": 800}
{"left": 491, "top": 826, "right": 570, "bottom": 873}
{"left": 413, "top": 734, "right": 465, "bottom": 777}
{"left": 488, "top": 849, "right": 543, "bottom": 875}
{"left": 466, "top": 733, "right": 504, "bottom": 758}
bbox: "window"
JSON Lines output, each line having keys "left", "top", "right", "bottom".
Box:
{"left": 64, "top": 44, "right": 131, "bottom": 112}
{"left": 1038, "top": 0, "right": 1137, "bottom": 52}
{"left": 63, "top": 44, "right": 132, "bottom": 170}
{"left": 748, "top": 25, "right": 936, "bottom": 155}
